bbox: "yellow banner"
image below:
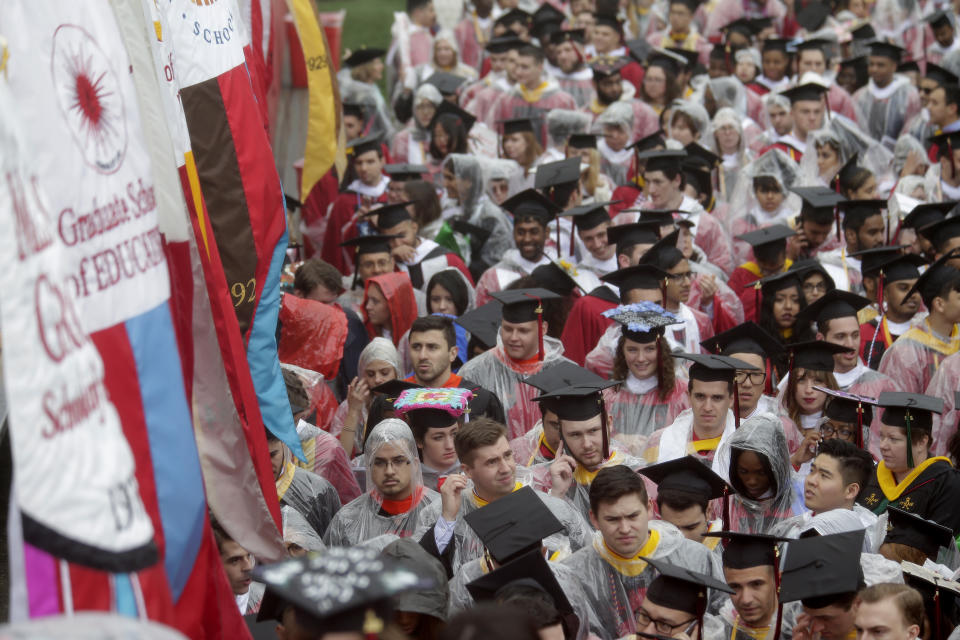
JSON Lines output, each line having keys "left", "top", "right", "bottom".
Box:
{"left": 287, "top": 0, "right": 345, "bottom": 200}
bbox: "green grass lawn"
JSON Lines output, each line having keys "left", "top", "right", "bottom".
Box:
{"left": 316, "top": 0, "right": 403, "bottom": 59}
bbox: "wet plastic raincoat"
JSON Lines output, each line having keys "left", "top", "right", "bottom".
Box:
{"left": 771, "top": 506, "right": 886, "bottom": 553}
{"left": 644, "top": 408, "right": 738, "bottom": 465}
{"left": 324, "top": 419, "right": 440, "bottom": 546}
{"left": 606, "top": 378, "right": 691, "bottom": 456}
{"left": 295, "top": 420, "right": 363, "bottom": 505}
{"left": 927, "top": 350, "right": 960, "bottom": 457}
{"left": 853, "top": 76, "right": 922, "bottom": 150}
{"left": 363, "top": 272, "right": 419, "bottom": 348}
{"left": 282, "top": 505, "right": 326, "bottom": 554}
{"left": 276, "top": 455, "right": 342, "bottom": 539}
{"left": 878, "top": 318, "right": 960, "bottom": 394}
{"left": 278, "top": 294, "right": 349, "bottom": 380}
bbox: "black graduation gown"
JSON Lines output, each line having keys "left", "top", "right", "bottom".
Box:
{"left": 857, "top": 457, "right": 960, "bottom": 536}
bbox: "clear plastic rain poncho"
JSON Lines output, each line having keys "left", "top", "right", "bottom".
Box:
{"left": 382, "top": 538, "right": 450, "bottom": 623}
{"left": 282, "top": 505, "right": 326, "bottom": 554}
{"left": 710, "top": 107, "right": 751, "bottom": 202}
{"left": 873, "top": 0, "right": 925, "bottom": 62}
{"left": 276, "top": 453, "right": 342, "bottom": 539}
{"left": 323, "top": 419, "right": 440, "bottom": 547}
{"left": 758, "top": 91, "right": 791, "bottom": 139}
{"left": 458, "top": 334, "right": 576, "bottom": 439}
{"left": 330, "top": 337, "right": 402, "bottom": 444}
{"left": 596, "top": 102, "right": 635, "bottom": 186}
{"left": 712, "top": 413, "right": 800, "bottom": 534}
{"left": 441, "top": 154, "right": 514, "bottom": 274}
{"left": 547, "top": 109, "right": 593, "bottom": 151}
{"left": 478, "top": 156, "right": 527, "bottom": 205}
{"left": 402, "top": 29, "right": 477, "bottom": 91}
{"left": 729, "top": 149, "right": 802, "bottom": 263}
{"left": 707, "top": 77, "right": 750, "bottom": 116}
{"left": 851, "top": 70, "right": 922, "bottom": 150}
{"left": 411, "top": 466, "right": 592, "bottom": 576}
{"left": 798, "top": 115, "right": 894, "bottom": 188}
{"left": 339, "top": 73, "right": 396, "bottom": 140}
{"left": 668, "top": 100, "right": 713, "bottom": 145}
{"left": 392, "top": 83, "right": 443, "bottom": 165}
{"left": 893, "top": 135, "right": 928, "bottom": 177}
{"left": 771, "top": 506, "right": 887, "bottom": 553}
{"left": 560, "top": 521, "right": 725, "bottom": 640}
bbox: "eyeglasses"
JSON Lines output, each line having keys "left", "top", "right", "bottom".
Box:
{"left": 734, "top": 370, "right": 766, "bottom": 385}
{"left": 820, "top": 423, "right": 856, "bottom": 440}
{"left": 372, "top": 456, "right": 411, "bottom": 469}
{"left": 636, "top": 610, "right": 698, "bottom": 635}
{"left": 803, "top": 281, "right": 828, "bottom": 294}
{"left": 666, "top": 271, "right": 694, "bottom": 282}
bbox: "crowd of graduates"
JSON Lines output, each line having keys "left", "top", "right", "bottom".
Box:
{"left": 229, "top": 0, "right": 960, "bottom": 637}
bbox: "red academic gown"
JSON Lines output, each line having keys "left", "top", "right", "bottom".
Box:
{"left": 321, "top": 186, "right": 389, "bottom": 275}
{"left": 561, "top": 288, "right": 618, "bottom": 366}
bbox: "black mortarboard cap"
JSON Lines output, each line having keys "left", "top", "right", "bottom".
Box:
{"left": 534, "top": 381, "right": 618, "bottom": 421}
{"left": 343, "top": 47, "right": 386, "bottom": 68}
{"left": 782, "top": 82, "right": 829, "bottom": 103}
{"left": 779, "top": 531, "right": 866, "bottom": 604}
{"left": 531, "top": 262, "right": 578, "bottom": 296}
{"left": 762, "top": 38, "right": 791, "bottom": 53}
{"left": 646, "top": 51, "right": 682, "bottom": 77}
{"left": 792, "top": 185, "right": 846, "bottom": 218}
{"left": 606, "top": 222, "right": 661, "bottom": 253}
{"left": 752, "top": 269, "right": 804, "bottom": 297}
{"left": 675, "top": 352, "right": 760, "bottom": 383}
{"left": 868, "top": 41, "right": 905, "bottom": 62}
{"left": 640, "top": 229, "right": 684, "bottom": 265}
{"left": 870, "top": 253, "right": 926, "bottom": 283}
{"left": 524, "top": 361, "right": 605, "bottom": 393}
{"left": 626, "top": 38, "right": 653, "bottom": 63}
{"left": 702, "top": 531, "right": 790, "bottom": 569}
{"left": 630, "top": 130, "right": 668, "bottom": 152}
{"left": 550, "top": 29, "right": 586, "bottom": 46}
{"left": 925, "top": 9, "right": 954, "bottom": 29}
{"left": 403, "top": 406, "right": 461, "bottom": 430}
{"left": 343, "top": 102, "right": 365, "bottom": 119}
{"left": 701, "top": 321, "right": 784, "bottom": 359}
{"left": 723, "top": 17, "right": 757, "bottom": 39}
{"left": 486, "top": 35, "right": 527, "bottom": 53}
{"left": 371, "top": 379, "right": 421, "bottom": 398}
{"left": 849, "top": 246, "right": 908, "bottom": 277}
{"left": 820, "top": 387, "right": 876, "bottom": 425}
{"left": 684, "top": 142, "right": 720, "bottom": 168}
{"left": 339, "top": 233, "right": 400, "bottom": 255}
{"left": 918, "top": 216, "right": 960, "bottom": 248}
{"left": 366, "top": 202, "right": 414, "bottom": 229}
{"left": 564, "top": 201, "right": 615, "bottom": 231}
{"left": 346, "top": 134, "right": 382, "bottom": 157}
{"left": 839, "top": 55, "right": 869, "bottom": 87}
{"left": 490, "top": 288, "right": 561, "bottom": 323}
{"left": 464, "top": 486, "right": 564, "bottom": 563}
{"left": 736, "top": 224, "right": 795, "bottom": 249}
{"left": 904, "top": 249, "right": 960, "bottom": 302}
{"left": 455, "top": 303, "right": 501, "bottom": 349}
{"left": 501, "top": 117, "right": 536, "bottom": 136}
{"left": 601, "top": 264, "right": 668, "bottom": 296}
{"left": 594, "top": 12, "right": 623, "bottom": 32}
{"left": 495, "top": 8, "right": 533, "bottom": 30}
{"left": 640, "top": 454, "right": 734, "bottom": 502}
{"left": 898, "top": 59, "right": 921, "bottom": 74}
{"left": 878, "top": 391, "right": 943, "bottom": 431}
{"left": 786, "top": 340, "right": 854, "bottom": 372}
{"left": 795, "top": 38, "right": 834, "bottom": 53}
{"left": 925, "top": 62, "right": 960, "bottom": 86}
{"left": 255, "top": 547, "right": 425, "bottom": 626}
{"left": 501, "top": 189, "right": 561, "bottom": 225}
{"left": 794, "top": 289, "right": 870, "bottom": 328}
{"left": 837, "top": 198, "right": 885, "bottom": 219}
{"left": 429, "top": 99, "right": 477, "bottom": 131}
{"left": 535, "top": 157, "right": 582, "bottom": 191}
{"left": 796, "top": 2, "right": 831, "bottom": 32}
{"left": 902, "top": 201, "right": 956, "bottom": 229}
{"left": 533, "top": 2, "right": 565, "bottom": 26}
{"left": 466, "top": 549, "right": 576, "bottom": 627}
{"left": 568, "top": 133, "right": 597, "bottom": 149}
{"left": 850, "top": 23, "right": 876, "bottom": 40}
{"left": 637, "top": 149, "right": 687, "bottom": 174}
{"left": 885, "top": 507, "right": 955, "bottom": 559}
{"left": 384, "top": 164, "right": 428, "bottom": 182}
{"left": 426, "top": 71, "right": 467, "bottom": 96}
{"left": 666, "top": 47, "right": 699, "bottom": 70}
{"left": 636, "top": 208, "right": 680, "bottom": 227}
{"left": 643, "top": 556, "right": 734, "bottom": 615}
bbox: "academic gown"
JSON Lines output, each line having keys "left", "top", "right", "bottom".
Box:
{"left": 834, "top": 362, "right": 902, "bottom": 459}
{"left": 644, "top": 408, "right": 738, "bottom": 465}
{"left": 857, "top": 457, "right": 960, "bottom": 536}
{"left": 860, "top": 316, "right": 912, "bottom": 370}
{"left": 323, "top": 488, "right": 440, "bottom": 547}
{"left": 489, "top": 80, "right": 578, "bottom": 145}
{"left": 852, "top": 77, "right": 922, "bottom": 149}
{"left": 276, "top": 462, "right": 342, "bottom": 539}
{"left": 554, "top": 67, "right": 596, "bottom": 109}
{"left": 474, "top": 249, "right": 555, "bottom": 306}
{"left": 321, "top": 177, "right": 390, "bottom": 275}
{"left": 607, "top": 378, "right": 691, "bottom": 455}
{"left": 925, "top": 351, "right": 960, "bottom": 457}
{"left": 560, "top": 287, "right": 618, "bottom": 366}
{"left": 877, "top": 319, "right": 960, "bottom": 393}
{"left": 397, "top": 239, "right": 474, "bottom": 290}
{"left": 510, "top": 422, "right": 557, "bottom": 467}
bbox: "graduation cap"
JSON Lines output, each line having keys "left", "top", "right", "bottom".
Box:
{"left": 255, "top": 547, "right": 427, "bottom": 628}
{"left": 870, "top": 253, "right": 927, "bottom": 285}
{"left": 365, "top": 202, "right": 414, "bottom": 230}
{"left": 779, "top": 530, "right": 866, "bottom": 605}
{"left": 785, "top": 340, "right": 854, "bottom": 373}
{"left": 675, "top": 352, "right": 759, "bottom": 425}
{"left": 901, "top": 561, "right": 960, "bottom": 640}
{"left": 796, "top": 2, "right": 831, "bottom": 32}
{"left": 371, "top": 379, "right": 422, "bottom": 399}
{"left": 701, "top": 321, "right": 784, "bottom": 359}
{"left": 646, "top": 51, "right": 683, "bottom": 77}
{"left": 788, "top": 258, "right": 837, "bottom": 290}
{"left": 839, "top": 56, "right": 869, "bottom": 89}
{"left": 601, "top": 264, "right": 669, "bottom": 302}
{"left": 637, "top": 149, "right": 687, "bottom": 175}
{"left": 342, "top": 101, "right": 365, "bottom": 119}
{"left": 867, "top": 41, "right": 905, "bottom": 62}
{"left": 345, "top": 134, "right": 382, "bottom": 157}
{"left": 464, "top": 486, "right": 564, "bottom": 564}
{"left": 626, "top": 37, "right": 653, "bottom": 63}
{"left": 641, "top": 455, "right": 734, "bottom": 527}
{"left": 549, "top": 29, "right": 586, "bottom": 46}
{"left": 762, "top": 38, "right": 792, "bottom": 54}
{"left": 902, "top": 201, "right": 956, "bottom": 229}
{"left": 723, "top": 17, "right": 759, "bottom": 39}
{"left": 666, "top": 47, "right": 700, "bottom": 70}
{"left": 703, "top": 531, "right": 790, "bottom": 569}
{"left": 631, "top": 130, "right": 668, "bottom": 153}
{"left": 792, "top": 186, "right": 846, "bottom": 225}
{"left": 782, "top": 82, "right": 829, "bottom": 104}
{"left": 925, "top": 9, "right": 954, "bottom": 30}
{"left": 393, "top": 387, "right": 474, "bottom": 431}
{"left": 466, "top": 548, "right": 578, "bottom": 638}
{"left": 495, "top": 8, "right": 533, "bottom": 30}
{"left": 524, "top": 361, "right": 605, "bottom": 394}
{"left": 918, "top": 216, "right": 960, "bottom": 253}
{"left": 563, "top": 201, "right": 615, "bottom": 231}
{"left": 532, "top": 2, "right": 565, "bottom": 27}
{"left": 501, "top": 116, "right": 536, "bottom": 136}
{"left": 486, "top": 34, "right": 527, "bottom": 53}
{"left": 818, "top": 386, "right": 876, "bottom": 446}
{"left": 384, "top": 164, "right": 428, "bottom": 182}
{"left": 793, "top": 289, "right": 870, "bottom": 330}
{"left": 602, "top": 301, "right": 682, "bottom": 344}
{"left": 490, "top": 288, "right": 561, "bottom": 360}
{"left": 850, "top": 23, "right": 876, "bottom": 41}
{"left": 849, "top": 245, "right": 909, "bottom": 277}
{"left": 530, "top": 261, "right": 582, "bottom": 296}
{"left": 903, "top": 248, "right": 960, "bottom": 305}
{"left": 640, "top": 229, "right": 688, "bottom": 271}
{"left": 593, "top": 12, "right": 623, "bottom": 32}
{"left": 878, "top": 390, "right": 944, "bottom": 466}
{"left": 535, "top": 157, "right": 581, "bottom": 193}
{"left": 642, "top": 556, "right": 734, "bottom": 623}
{"left": 568, "top": 133, "right": 597, "bottom": 149}
{"left": 343, "top": 47, "right": 386, "bottom": 68}
{"left": 606, "top": 222, "right": 662, "bottom": 256}
{"left": 340, "top": 233, "right": 400, "bottom": 255}
{"left": 534, "top": 380, "right": 618, "bottom": 434}
{"left": 426, "top": 71, "right": 467, "bottom": 97}
{"left": 501, "top": 189, "right": 561, "bottom": 226}
{"left": 915, "top": 60, "right": 948, "bottom": 82}
{"left": 885, "top": 507, "right": 955, "bottom": 560}
{"left": 684, "top": 142, "right": 720, "bottom": 169}
{"left": 428, "top": 99, "right": 476, "bottom": 131}
{"left": 590, "top": 56, "right": 625, "bottom": 78}
{"left": 898, "top": 59, "right": 921, "bottom": 74}
{"left": 736, "top": 225, "right": 795, "bottom": 255}
{"left": 455, "top": 302, "right": 501, "bottom": 351}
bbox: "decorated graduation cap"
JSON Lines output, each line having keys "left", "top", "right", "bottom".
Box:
{"left": 426, "top": 71, "right": 467, "bottom": 96}
{"left": 366, "top": 202, "right": 414, "bottom": 230}
{"left": 867, "top": 41, "right": 905, "bottom": 62}
{"left": 902, "top": 201, "right": 956, "bottom": 230}
{"left": 429, "top": 99, "right": 476, "bottom": 131}
{"left": 455, "top": 302, "right": 501, "bottom": 351}
{"left": 701, "top": 321, "right": 784, "bottom": 361}
{"left": 603, "top": 301, "right": 681, "bottom": 386}
{"left": 486, "top": 34, "right": 526, "bottom": 53}
{"left": 782, "top": 82, "right": 829, "bottom": 104}
{"left": 885, "top": 507, "right": 955, "bottom": 560}
{"left": 642, "top": 556, "right": 734, "bottom": 630}
{"left": 345, "top": 133, "right": 382, "bottom": 157}
{"left": 637, "top": 149, "right": 687, "bottom": 174}
{"left": 817, "top": 387, "right": 876, "bottom": 447}
{"left": 793, "top": 289, "right": 870, "bottom": 331}
{"left": 676, "top": 353, "right": 760, "bottom": 425}
{"left": 501, "top": 116, "right": 536, "bottom": 136}
{"left": 384, "top": 164, "right": 428, "bottom": 182}
{"left": 255, "top": 546, "right": 426, "bottom": 632}
{"left": 490, "top": 288, "right": 561, "bottom": 360}
{"left": 601, "top": 264, "right": 670, "bottom": 303}
{"left": 466, "top": 549, "right": 579, "bottom": 639}
{"left": 785, "top": 340, "right": 854, "bottom": 373}
{"left": 464, "top": 486, "right": 563, "bottom": 564}
{"left": 779, "top": 530, "right": 866, "bottom": 605}
{"left": 393, "top": 387, "right": 474, "bottom": 431}
{"left": 343, "top": 46, "right": 386, "bottom": 68}
{"left": 878, "top": 391, "right": 943, "bottom": 466}
{"left": 501, "top": 188, "right": 561, "bottom": 226}
{"left": 591, "top": 56, "right": 626, "bottom": 78}
{"left": 549, "top": 28, "right": 586, "bottom": 46}
{"left": 903, "top": 248, "right": 960, "bottom": 306}
{"left": 530, "top": 260, "right": 598, "bottom": 297}
{"left": 641, "top": 455, "right": 735, "bottom": 527}
{"left": 568, "top": 132, "right": 597, "bottom": 149}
